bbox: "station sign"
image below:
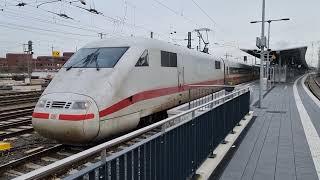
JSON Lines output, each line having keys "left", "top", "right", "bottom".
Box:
{"left": 52, "top": 50, "right": 61, "bottom": 58}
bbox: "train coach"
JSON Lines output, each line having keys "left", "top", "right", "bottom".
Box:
{"left": 32, "top": 37, "right": 258, "bottom": 144}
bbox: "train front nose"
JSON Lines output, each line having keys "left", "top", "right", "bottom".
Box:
{"left": 32, "top": 93, "right": 100, "bottom": 144}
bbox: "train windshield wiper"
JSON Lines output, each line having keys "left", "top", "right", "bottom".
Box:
{"left": 91, "top": 52, "right": 100, "bottom": 71}
{"left": 66, "top": 49, "right": 99, "bottom": 71}
{"left": 66, "top": 54, "right": 91, "bottom": 71}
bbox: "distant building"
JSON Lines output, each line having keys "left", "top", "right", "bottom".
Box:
{"left": 0, "top": 58, "right": 7, "bottom": 69}
{"left": 0, "top": 52, "right": 73, "bottom": 73}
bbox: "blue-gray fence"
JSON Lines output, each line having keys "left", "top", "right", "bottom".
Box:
{"left": 66, "top": 90, "right": 250, "bottom": 180}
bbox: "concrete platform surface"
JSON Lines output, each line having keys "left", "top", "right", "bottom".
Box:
{"left": 220, "top": 74, "right": 320, "bottom": 180}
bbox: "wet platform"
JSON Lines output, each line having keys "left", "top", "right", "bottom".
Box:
{"left": 220, "top": 74, "right": 320, "bottom": 180}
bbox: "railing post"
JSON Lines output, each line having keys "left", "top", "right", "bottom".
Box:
{"left": 101, "top": 149, "right": 106, "bottom": 163}
{"left": 188, "top": 89, "right": 191, "bottom": 109}
{"left": 100, "top": 149, "right": 107, "bottom": 180}
{"left": 221, "top": 96, "right": 227, "bottom": 144}
{"left": 211, "top": 89, "right": 214, "bottom": 100}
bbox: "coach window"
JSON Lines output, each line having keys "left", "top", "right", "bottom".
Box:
{"left": 161, "top": 51, "right": 177, "bottom": 67}
{"left": 135, "top": 50, "right": 149, "bottom": 67}
{"left": 215, "top": 60, "right": 221, "bottom": 69}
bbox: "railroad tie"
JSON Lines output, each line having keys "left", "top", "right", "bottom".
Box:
{"left": 20, "top": 133, "right": 32, "bottom": 137}
{"left": 41, "top": 156, "right": 59, "bottom": 162}
{"left": 8, "top": 119, "right": 21, "bottom": 122}
{"left": 25, "top": 162, "right": 43, "bottom": 170}
{"left": 7, "top": 128, "right": 23, "bottom": 132}
{"left": 5, "top": 137, "right": 18, "bottom": 141}
{"left": 57, "top": 151, "right": 74, "bottom": 157}
{"left": 25, "top": 146, "right": 44, "bottom": 154}
{"left": 84, "top": 162, "right": 94, "bottom": 167}
{"left": 16, "top": 117, "right": 30, "bottom": 120}
{"left": 0, "top": 131, "right": 8, "bottom": 135}
{"left": 18, "top": 126, "right": 33, "bottom": 129}
{"left": 0, "top": 121, "right": 11, "bottom": 124}
{"left": 68, "top": 169, "right": 79, "bottom": 175}
{"left": 4, "top": 170, "right": 24, "bottom": 177}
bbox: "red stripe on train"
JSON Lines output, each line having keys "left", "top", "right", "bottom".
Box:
{"left": 32, "top": 112, "right": 50, "bottom": 119}
{"left": 59, "top": 113, "right": 95, "bottom": 121}
{"left": 98, "top": 79, "right": 225, "bottom": 118}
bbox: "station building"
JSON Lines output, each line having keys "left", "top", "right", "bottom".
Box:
{"left": 0, "top": 52, "right": 73, "bottom": 73}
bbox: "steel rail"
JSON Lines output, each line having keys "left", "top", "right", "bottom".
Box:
{"left": 0, "top": 110, "right": 33, "bottom": 121}
{"left": 0, "top": 91, "right": 42, "bottom": 97}
{"left": 0, "top": 127, "right": 34, "bottom": 140}
{"left": 0, "top": 105, "right": 35, "bottom": 114}
{"left": 308, "top": 75, "right": 320, "bottom": 100}
{"left": 16, "top": 86, "right": 250, "bottom": 180}
{"left": 0, "top": 119, "right": 31, "bottom": 130}
{"left": 0, "top": 144, "right": 64, "bottom": 173}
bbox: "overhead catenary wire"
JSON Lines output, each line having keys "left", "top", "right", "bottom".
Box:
{"left": 190, "top": 0, "right": 217, "bottom": 26}
{"left": 151, "top": 0, "right": 201, "bottom": 28}
{"left": 2, "top": 0, "right": 113, "bottom": 32}
{"left": 1, "top": 1, "right": 127, "bottom": 41}
{"left": 66, "top": 1, "right": 171, "bottom": 38}
{"left": 0, "top": 25, "right": 93, "bottom": 43}
{"left": 0, "top": 24, "right": 92, "bottom": 53}
{"left": 0, "top": 21, "right": 97, "bottom": 37}
{"left": 1, "top": 9, "right": 102, "bottom": 33}
{"left": 0, "top": 0, "right": 233, "bottom": 54}
{"left": 6, "top": 0, "right": 177, "bottom": 39}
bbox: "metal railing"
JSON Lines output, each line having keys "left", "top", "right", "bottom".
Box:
{"left": 17, "top": 86, "right": 250, "bottom": 180}
{"left": 187, "top": 85, "right": 227, "bottom": 110}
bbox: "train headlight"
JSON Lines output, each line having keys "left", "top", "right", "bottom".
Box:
{"left": 36, "top": 99, "right": 47, "bottom": 108}
{"left": 72, "top": 101, "right": 91, "bottom": 110}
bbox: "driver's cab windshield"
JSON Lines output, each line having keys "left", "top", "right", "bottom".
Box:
{"left": 64, "top": 47, "right": 129, "bottom": 69}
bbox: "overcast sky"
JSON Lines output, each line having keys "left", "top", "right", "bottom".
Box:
{"left": 0, "top": 0, "right": 319, "bottom": 67}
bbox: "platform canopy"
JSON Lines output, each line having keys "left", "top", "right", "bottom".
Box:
{"left": 241, "top": 46, "right": 308, "bottom": 69}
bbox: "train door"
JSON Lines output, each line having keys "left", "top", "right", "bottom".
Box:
{"left": 223, "top": 62, "right": 229, "bottom": 85}
{"left": 177, "top": 54, "right": 184, "bottom": 87}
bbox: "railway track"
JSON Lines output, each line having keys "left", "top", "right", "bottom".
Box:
{"left": 0, "top": 107, "right": 34, "bottom": 121}
{"left": 307, "top": 74, "right": 320, "bottom": 100}
{"left": 0, "top": 144, "right": 88, "bottom": 179}
{"left": 0, "top": 91, "right": 42, "bottom": 107}
{"left": 3, "top": 126, "right": 159, "bottom": 179}
{"left": 0, "top": 128, "right": 161, "bottom": 179}
{"left": 0, "top": 119, "right": 33, "bottom": 140}
{"left": 0, "top": 105, "right": 36, "bottom": 140}
{"left": 0, "top": 91, "right": 42, "bottom": 98}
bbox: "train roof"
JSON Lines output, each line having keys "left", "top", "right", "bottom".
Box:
{"left": 85, "top": 37, "right": 233, "bottom": 60}
{"left": 83, "top": 37, "right": 257, "bottom": 68}
{"left": 83, "top": 37, "right": 190, "bottom": 52}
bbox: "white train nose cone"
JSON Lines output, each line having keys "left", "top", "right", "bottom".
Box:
{"left": 32, "top": 93, "right": 100, "bottom": 144}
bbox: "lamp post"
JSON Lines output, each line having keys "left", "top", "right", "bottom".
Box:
{"left": 219, "top": 57, "right": 226, "bottom": 85}
{"left": 250, "top": 18, "right": 290, "bottom": 87}
{"left": 254, "top": 0, "right": 266, "bottom": 108}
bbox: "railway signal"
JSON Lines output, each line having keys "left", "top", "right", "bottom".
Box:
{"left": 23, "top": 41, "right": 33, "bottom": 83}
{"left": 28, "top": 41, "right": 33, "bottom": 52}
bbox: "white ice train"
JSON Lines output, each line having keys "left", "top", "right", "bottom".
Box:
{"left": 32, "top": 37, "right": 258, "bottom": 144}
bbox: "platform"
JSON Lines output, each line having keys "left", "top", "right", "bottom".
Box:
{"left": 220, "top": 74, "right": 320, "bottom": 180}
